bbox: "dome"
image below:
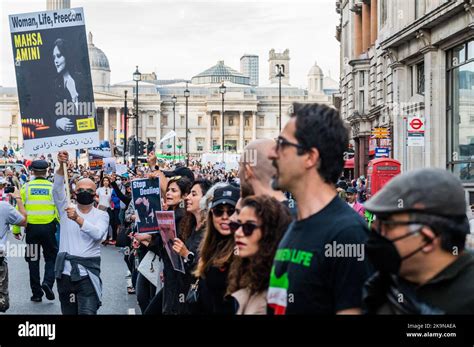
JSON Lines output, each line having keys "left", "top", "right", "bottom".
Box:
{"left": 308, "top": 61, "right": 323, "bottom": 76}
{"left": 88, "top": 32, "right": 110, "bottom": 72}
{"left": 192, "top": 60, "right": 250, "bottom": 85}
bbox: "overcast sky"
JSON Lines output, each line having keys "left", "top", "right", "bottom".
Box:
{"left": 1, "top": 0, "right": 340, "bottom": 89}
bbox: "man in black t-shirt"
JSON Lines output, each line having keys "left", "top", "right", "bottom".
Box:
{"left": 267, "top": 103, "right": 371, "bottom": 314}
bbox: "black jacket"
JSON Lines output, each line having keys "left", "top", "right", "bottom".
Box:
{"left": 363, "top": 252, "right": 474, "bottom": 314}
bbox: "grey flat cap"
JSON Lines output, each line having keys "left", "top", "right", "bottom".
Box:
{"left": 364, "top": 168, "right": 467, "bottom": 217}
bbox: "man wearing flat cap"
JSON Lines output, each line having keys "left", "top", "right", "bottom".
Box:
{"left": 363, "top": 168, "right": 474, "bottom": 314}
{"left": 13, "top": 159, "right": 59, "bottom": 303}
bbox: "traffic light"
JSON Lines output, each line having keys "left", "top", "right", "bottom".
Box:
{"left": 128, "top": 138, "right": 136, "bottom": 156}
{"left": 138, "top": 141, "right": 146, "bottom": 156}
{"left": 147, "top": 140, "right": 155, "bottom": 153}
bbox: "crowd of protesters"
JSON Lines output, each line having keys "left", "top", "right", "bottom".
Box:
{"left": 1, "top": 102, "right": 474, "bottom": 315}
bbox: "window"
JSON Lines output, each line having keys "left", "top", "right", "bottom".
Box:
{"left": 276, "top": 116, "right": 280, "bottom": 126}
{"left": 245, "top": 117, "right": 250, "bottom": 127}
{"left": 198, "top": 116, "right": 202, "bottom": 126}
{"left": 415, "top": 0, "right": 426, "bottom": 19}
{"left": 161, "top": 115, "right": 168, "bottom": 126}
{"left": 244, "top": 140, "right": 249, "bottom": 146}
{"left": 359, "top": 71, "right": 365, "bottom": 88}
{"left": 180, "top": 116, "right": 185, "bottom": 126}
{"left": 11, "top": 114, "right": 17, "bottom": 124}
{"left": 258, "top": 116, "right": 264, "bottom": 127}
{"left": 359, "top": 90, "right": 365, "bottom": 114}
{"left": 229, "top": 116, "right": 234, "bottom": 126}
{"left": 447, "top": 41, "right": 474, "bottom": 182}
{"left": 381, "top": 0, "right": 387, "bottom": 26}
{"left": 148, "top": 115, "right": 154, "bottom": 126}
{"left": 213, "top": 116, "right": 218, "bottom": 126}
{"left": 97, "top": 113, "right": 103, "bottom": 126}
{"left": 196, "top": 138, "right": 204, "bottom": 152}
{"left": 417, "top": 62, "right": 425, "bottom": 95}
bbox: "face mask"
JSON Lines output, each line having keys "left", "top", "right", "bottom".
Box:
{"left": 365, "top": 228, "right": 430, "bottom": 275}
{"left": 76, "top": 191, "right": 95, "bottom": 205}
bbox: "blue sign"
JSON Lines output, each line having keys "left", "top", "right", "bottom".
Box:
{"left": 375, "top": 147, "right": 390, "bottom": 158}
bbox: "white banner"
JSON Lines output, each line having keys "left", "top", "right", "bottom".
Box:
{"left": 159, "top": 130, "right": 176, "bottom": 144}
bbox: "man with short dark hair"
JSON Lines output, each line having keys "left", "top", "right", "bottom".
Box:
{"left": 267, "top": 103, "right": 371, "bottom": 314}
{"left": 363, "top": 168, "right": 474, "bottom": 314}
{"left": 346, "top": 187, "right": 365, "bottom": 218}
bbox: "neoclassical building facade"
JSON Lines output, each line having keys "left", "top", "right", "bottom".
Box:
{"left": 0, "top": 41, "right": 337, "bottom": 156}
{"left": 337, "top": 0, "right": 474, "bottom": 196}
{"left": 0, "top": 0, "right": 338, "bottom": 157}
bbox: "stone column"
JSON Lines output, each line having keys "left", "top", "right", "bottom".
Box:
{"left": 354, "top": 12, "right": 362, "bottom": 57}
{"left": 115, "top": 108, "right": 121, "bottom": 145}
{"left": 141, "top": 111, "right": 147, "bottom": 141}
{"left": 206, "top": 111, "right": 212, "bottom": 151}
{"left": 362, "top": 2, "right": 370, "bottom": 52}
{"left": 423, "top": 47, "right": 445, "bottom": 168}
{"left": 103, "top": 107, "right": 109, "bottom": 141}
{"left": 370, "top": 0, "right": 378, "bottom": 45}
{"left": 155, "top": 110, "right": 161, "bottom": 146}
{"left": 252, "top": 112, "right": 257, "bottom": 141}
{"left": 239, "top": 111, "right": 244, "bottom": 152}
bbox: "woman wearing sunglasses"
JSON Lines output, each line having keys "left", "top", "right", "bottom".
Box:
{"left": 144, "top": 176, "right": 192, "bottom": 314}
{"left": 190, "top": 184, "right": 240, "bottom": 314}
{"left": 226, "top": 195, "right": 291, "bottom": 314}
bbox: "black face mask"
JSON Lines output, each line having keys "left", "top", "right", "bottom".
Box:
{"left": 365, "top": 229, "right": 432, "bottom": 275}
{"left": 76, "top": 191, "right": 95, "bottom": 205}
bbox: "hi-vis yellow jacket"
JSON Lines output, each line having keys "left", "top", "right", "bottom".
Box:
{"left": 12, "top": 178, "right": 58, "bottom": 234}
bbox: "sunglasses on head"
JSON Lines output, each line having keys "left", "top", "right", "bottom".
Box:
{"left": 212, "top": 205, "right": 235, "bottom": 218}
{"left": 169, "top": 175, "right": 182, "bottom": 182}
{"left": 229, "top": 221, "right": 261, "bottom": 236}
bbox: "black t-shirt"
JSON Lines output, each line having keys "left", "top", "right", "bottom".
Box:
{"left": 267, "top": 195, "right": 371, "bottom": 314}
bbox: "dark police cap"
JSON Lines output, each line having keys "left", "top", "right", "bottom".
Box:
{"left": 364, "top": 168, "right": 467, "bottom": 217}
{"left": 30, "top": 160, "right": 49, "bottom": 171}
{"left": 211, "top": 185, "right": 240, "bottom": 209}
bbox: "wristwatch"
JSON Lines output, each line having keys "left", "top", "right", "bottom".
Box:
{"left": 184, "top": 252, "right": 195, "bottom": 263}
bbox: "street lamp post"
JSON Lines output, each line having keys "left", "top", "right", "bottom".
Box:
{"left": 171, "top": 95, "right": 177, "bottom": 162}
{"left": 219, "top": 82, "right": 226, "bottom": 162}
{"left": 133, "top": 66, "right": 141, "bottom": 168}
{"left": 184, "top": 83, "right": 190, "bottom": 167}
{"left": 276, "top": 64, "right": 284, "bottom": 133}
{"left": 123, "top": 90, "right": 128, "bottom": 164}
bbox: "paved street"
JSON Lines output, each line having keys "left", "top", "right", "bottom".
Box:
{"left": 3, "top": 233, "right": 140, "bottom": 315}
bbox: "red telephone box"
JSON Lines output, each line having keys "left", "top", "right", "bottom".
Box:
{"left": 366, "top": 158, "right": 401, "bottom": 198}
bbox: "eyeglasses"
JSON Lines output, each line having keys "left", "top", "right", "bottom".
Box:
{"left": 229, "top": 221, "right": 261, "bottom": 236}
{"left": 275, "top": 136, "right": 306, "bottom": 153}
{"left": 212, "top": 206, "right": 235, "bottom": 218}
{"left": 76, "top": 188, "right": 95, "bottom": 194}
{"left": 372, "top": 219, "right": 424, "bottom": 236}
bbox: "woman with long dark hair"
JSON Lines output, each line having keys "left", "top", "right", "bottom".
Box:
{"left": 143, "top": 176, "right": 192, "bottom": 314}
{"left": 144, "top": 178, "right": 213, "bottom": 314}
{"left": 190, "top": 184, "right": 240, "bottom": 314}
{"left": 227, "top": 195, "right": 291, "bottom": 314}
{"left": 52, "top": 38, "right": 80, "bottom": 133}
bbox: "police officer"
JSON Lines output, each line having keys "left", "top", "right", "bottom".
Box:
{"left": 363, "top": 168, "right": 474, "bottom": 314}
{"left": 13, "top": 160, "right": 59, "bottom": 302}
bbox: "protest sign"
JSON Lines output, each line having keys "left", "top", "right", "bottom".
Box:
{"left": 102, "top": 157, "right": 116, "bottom": 174}
{"left": 115, "top": 164, "right": 128, "bottom": 176}
{"left": 131, "top": 178, "right": 162, "bottom": 234}
{"left": 156, "top": 211, "right": 185, "bottom": 274}
{"left": 10, "top": 8, "right": 99, "bottom": 155}
{"left": 88, "top": 147, "right": 111, "bottom": 171}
